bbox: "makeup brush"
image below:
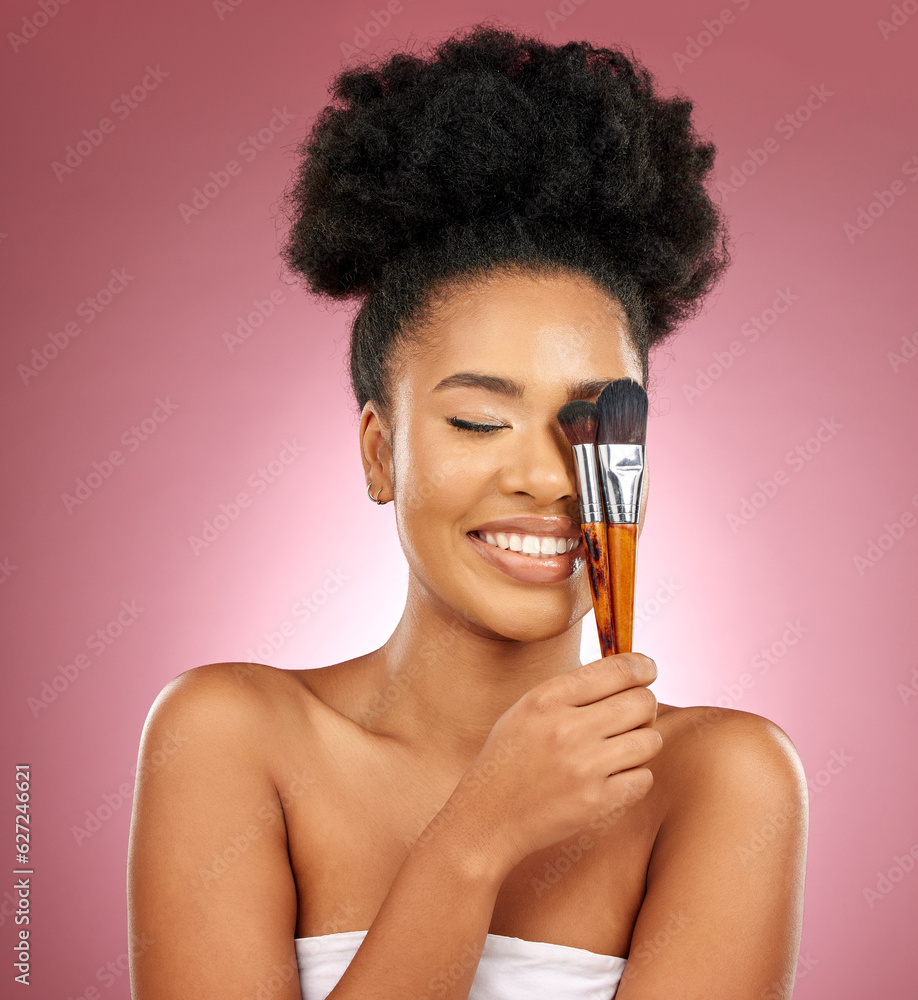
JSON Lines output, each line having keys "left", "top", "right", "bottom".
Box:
{"left": 596, "top": 379, "right": 648, "bottom": 655}
{"left": 557, "top": 400, "right": 616, "bottom": 658}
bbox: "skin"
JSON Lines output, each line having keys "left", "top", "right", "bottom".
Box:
{"left": 357, "top": 265, "right": 649, "bottom": 768}
{"left": 127, "top": 267, "right": 808, "bottom": 999}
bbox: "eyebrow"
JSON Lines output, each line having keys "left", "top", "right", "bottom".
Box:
{"left": 430, "top": 372, "right": 613, "bottom": 401}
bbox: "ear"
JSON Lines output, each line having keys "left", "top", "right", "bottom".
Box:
{"left": 359, "top": 401, "right": 393, "bottom": 502}
{"left": 637, "top": 456, "right": 649, "bottom": 538}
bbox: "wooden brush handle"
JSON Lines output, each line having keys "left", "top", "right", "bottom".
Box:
{"left": 581, "top": 522, "right": 616, "bottom": 658}
{"left": 606, "top": 522, "right": 638, "bottom": 654}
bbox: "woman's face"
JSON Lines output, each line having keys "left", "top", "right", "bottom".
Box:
{"left": 361, "top": 267, "right": 647, "bottom": 643}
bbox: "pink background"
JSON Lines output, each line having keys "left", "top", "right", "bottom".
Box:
{"left": 2, "top": 0, "right": 917, "bottom": 996}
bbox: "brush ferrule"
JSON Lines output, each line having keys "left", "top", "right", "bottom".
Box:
{"left": 571, "top": 443, "right": 604, "bottom": 523}
{"left": 596, "top": 443, "right": 644, "bottom": 524}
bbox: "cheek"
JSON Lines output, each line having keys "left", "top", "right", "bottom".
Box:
{"left": 391, "top": 430, "right": 483, "bottom": 543}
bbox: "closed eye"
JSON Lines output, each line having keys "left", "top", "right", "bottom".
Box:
{"left": 446, "top": 417, "right": 508, "bottom": 433}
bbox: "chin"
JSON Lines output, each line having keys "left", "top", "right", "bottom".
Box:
{"left": 464, "top": 596, "right": 586, "bottom": 646}
{"left": 495, "top": 622, "right": 577, "bottom": 645}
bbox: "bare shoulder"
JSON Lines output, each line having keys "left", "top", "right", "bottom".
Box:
{"left": 129, "top": 660, "right": 308, "bottom": 998}
{"left": 659, "top": 705, "right": 796, "bottom": 755}
{"left": 614, "top": 704, "right": 808, "bottom": 998}
{"left": 150, "top": 658, "right": 298, "bottom": 702}
{"left": 136, "top": 662, "right": 341, "bottom": 805}
{"left": 654, "top": 702, "right": 807, "bottom": 795}
{"left": 141, "top": 660, "right": 314, "bottom": 743}
{"left": 649, "top": 703, "right": 809, "bottom": 878}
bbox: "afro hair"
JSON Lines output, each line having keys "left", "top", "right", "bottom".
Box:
{"left": 279, "top": 20, "right": 731, "bottom": 412}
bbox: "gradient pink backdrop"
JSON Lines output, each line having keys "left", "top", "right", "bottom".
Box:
{"left": 2, "top": 0, "right": 917, "bottom": 996}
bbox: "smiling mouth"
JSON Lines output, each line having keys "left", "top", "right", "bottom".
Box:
{"left": 470, "top": 530, "right": 583, "bottom": 558}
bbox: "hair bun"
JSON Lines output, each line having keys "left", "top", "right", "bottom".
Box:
{"left": 279, "top": 22, "right": 729, "bottom": 333}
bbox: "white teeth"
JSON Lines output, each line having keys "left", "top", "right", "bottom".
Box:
{"left": 476, "top": 531, "right": 578, "bottom": 558}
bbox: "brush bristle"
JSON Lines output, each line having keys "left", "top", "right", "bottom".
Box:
{"left": 596, "top": 379, "right": 648, "bottom": 446}
{"left": 557, "top": 400, "right": 598, "bottom": 446}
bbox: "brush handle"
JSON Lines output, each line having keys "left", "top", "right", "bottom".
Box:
{"left": 606, "top": 522, "right": 638, "bottom": 654}
{"left": 581, "top": 522, "right": 616, "bottom": 658}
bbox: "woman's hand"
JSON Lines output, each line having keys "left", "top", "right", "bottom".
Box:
{"left": 446, "top": 652, "right": 662, "bottom": 875}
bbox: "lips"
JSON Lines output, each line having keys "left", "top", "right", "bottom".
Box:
{"left": 466, "top": 516, "right": 584, "bottom": 584}
{"left": 470, "top": 515, "right": 580, "bottom": 539}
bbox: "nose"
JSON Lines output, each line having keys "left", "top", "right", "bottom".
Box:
{"left": 496, "top": 420, "right": 579, "bottom": 508}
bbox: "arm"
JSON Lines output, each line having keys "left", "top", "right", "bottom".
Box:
{"left": 325, "top": 801, "right": 508, "bottom": 1000}
{"left": 615, "top": 709, "right": 809, "bottom": 1000}
{"left": 127, "top": 664, "right": 302, "bottom": 999}
{"left": 127, "top": 663, "right": 512, "bottom": 1000}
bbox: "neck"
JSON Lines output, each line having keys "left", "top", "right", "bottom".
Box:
{"left": 360, "top": 576, "right": 585, "bottom": 775}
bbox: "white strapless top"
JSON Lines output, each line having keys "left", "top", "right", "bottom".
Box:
{"left": 294, "top": 928, "right": 626, "bottom": 999}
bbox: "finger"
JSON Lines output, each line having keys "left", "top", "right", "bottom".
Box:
{"left": 579, "top": 684, "right": 658, "bottom": 739}
{"left": 598, "top": 727, "right": 664, "bottom": 775}
{"left": 554, "top": 652, "right": 657, "bottom": 708}
{"left": 599, "top": 766, "right": 656, "bottom": 810}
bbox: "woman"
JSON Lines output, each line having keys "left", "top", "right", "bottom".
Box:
{"left": 127, "top": 22, "right": 807, "bottom": 999}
